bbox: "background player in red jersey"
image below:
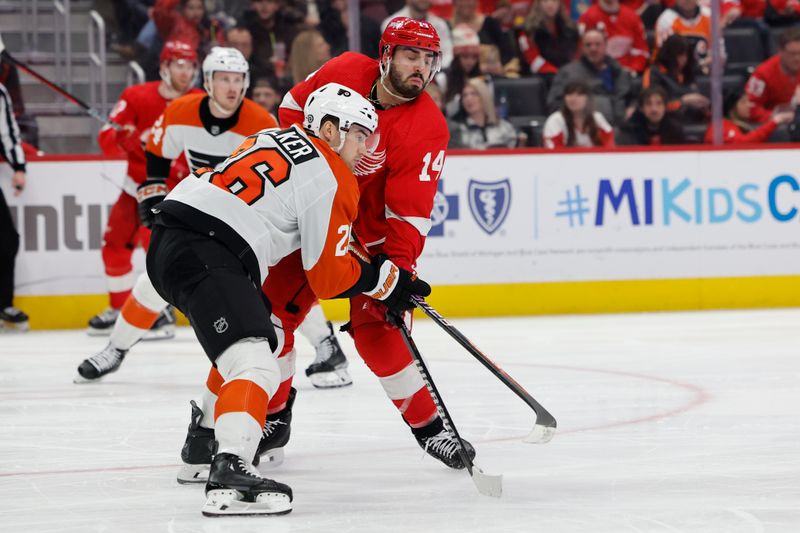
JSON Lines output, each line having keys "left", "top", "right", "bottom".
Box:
{"left": 269, "top": 17, "right": 476, "bottom": 470}
{"left": 87, "top": 41, "right": 199, "bottom": 337}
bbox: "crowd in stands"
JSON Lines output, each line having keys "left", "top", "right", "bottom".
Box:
{"left": 92, "top": 1, "right": 800, "bottom": 149}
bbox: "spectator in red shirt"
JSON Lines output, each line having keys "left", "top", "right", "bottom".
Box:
{"left": 745, "top": 27, "right": 800, "bottom": 124}
{"left": 544, "top": 79, "right": 615, "bottom": 148}
{"left": 578, "top": 0, "right": 650, "bottom": 75}
{"left": 153, "top": 0, "right": 224, "bottom": 54}
{"left": 517, "top": 0, "right": 579, "bottom": 75}
{"left": 706, "top": 85, "right": 795, "bottom": 143}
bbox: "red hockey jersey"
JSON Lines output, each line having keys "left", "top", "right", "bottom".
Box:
{"left": 579, "top": 5, "right": 649, "bottom": 74}
{"left": 279, "top": 52, "right": 449, "bottom": 271}
{"left": 98, "top": 81, "right": 201, "bottom": 195}
{"left": 745, "top": 54, "right": 800, "bottom": 124}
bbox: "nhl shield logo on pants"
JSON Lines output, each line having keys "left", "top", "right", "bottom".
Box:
{"left": 214, "top": 317, "right": 229, "bottom": 334}
{"left": 468, "top": 179, "right": 511, "bottom": 235}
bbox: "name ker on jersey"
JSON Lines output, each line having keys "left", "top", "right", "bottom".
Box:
{"left": 267, "top": 128, "right": 319, "bottom": 165}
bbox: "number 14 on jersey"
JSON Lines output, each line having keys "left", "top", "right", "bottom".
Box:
{"left": 419, "top": 150, "right": 445, "bottom": 182}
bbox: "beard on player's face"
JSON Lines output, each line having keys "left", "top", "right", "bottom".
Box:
{"left": 388, "top": 64, "right": 426, "bottom": 99}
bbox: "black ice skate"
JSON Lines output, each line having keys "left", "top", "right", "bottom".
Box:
{"left": 202, "top": 453, "right": 293, "bottom": 517}
{"left": 0, "top": 306, "right": 29, "bottom": 332}
{"left": 414, "top": 418, "right": 476, "bottom": 470}
{"left": 304, "top": 321, "right": 352, "bottom": 388}
{"left": 86, "top": 307, "right": 119, "bottom": 336}
{"left": 73, "top": 343, "right": 127, "bottom": 383}
{"left": 143, "top": 306, "right": 176, "bottom": 341}
{"left": 253, "top": 387, "right": 296, "bottom": 468}
{"left": 177, "top": 400, "right": 216, "bottom": 484}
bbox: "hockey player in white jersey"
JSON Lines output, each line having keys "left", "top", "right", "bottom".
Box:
{"left": 145, "top": 83, "right": 431, "bottom": 516}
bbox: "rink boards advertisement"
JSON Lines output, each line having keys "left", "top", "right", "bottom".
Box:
{"left": 2, "top": 147, "right": 799, "bottom": 328}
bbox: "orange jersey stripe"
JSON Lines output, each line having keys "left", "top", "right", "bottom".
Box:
{"left": 120, "top": 295, "right": 161, "bottom": 329}
{"left": 215, "top": 379, "right": 270, "bottom": 424}
{"left": 206, "top": 366, "right": 224, "bottom": 395}
{"left": 303, "top": 135, "right": 362, "bottom": 299}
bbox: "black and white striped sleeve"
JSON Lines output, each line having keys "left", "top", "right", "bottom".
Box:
{"left": 0, "top": 83, "right": 25, "bottom": 172}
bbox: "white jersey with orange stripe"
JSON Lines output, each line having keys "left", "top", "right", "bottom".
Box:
{"left": 159, "top": 124, "right": 365, "bottom": 300}
{"left": 147, "top": 93, "right": 278, "bottom": 175}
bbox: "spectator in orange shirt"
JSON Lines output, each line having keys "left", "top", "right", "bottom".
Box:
{"left": 644, "top": 34, "right": 709, "bottom": 120}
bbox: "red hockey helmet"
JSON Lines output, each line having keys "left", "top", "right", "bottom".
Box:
{"left": 378, "top": 17, "right": 442, "bottom": 92}
{"left": 160, "top": 40, "right": 198, "bottom": 64}
{"left": 379, "top": 17, "right": 441, "bottom": 58}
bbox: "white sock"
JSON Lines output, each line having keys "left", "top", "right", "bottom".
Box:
{"left": 297, "top": 304, "right": 331, "bottom": 347}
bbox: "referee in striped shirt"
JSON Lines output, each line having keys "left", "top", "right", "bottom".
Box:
{"left": 0, "top": 81, "right": 28, "bottom": 330}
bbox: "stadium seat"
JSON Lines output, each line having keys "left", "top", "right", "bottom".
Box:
{"left": 724, "top": 27, "right": 765, "bottom": 75}
{"left": 493, "top": 77, "right": 548, "bottom": 118}
{"left": 683, "top": 123, "right": 708, "bottom": 144}
{"left": 768, "top": 27, "right": 785, "bottom": 56}
{"left": 507, "top": 115, "right": 546, "bottom": 147}
{"left": 696, "top": 74, "right": 746, "bottom": 97}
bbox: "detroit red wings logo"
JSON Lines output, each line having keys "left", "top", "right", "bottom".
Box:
{"left": 354, "top": 131, "right": 386, "bottom": 177}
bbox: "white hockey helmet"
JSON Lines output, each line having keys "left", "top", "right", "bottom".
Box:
{"left": 202, "top": 47, "right": 250, "bottom": 113}
{"left": 303, "top": 83, "right": 378, "bottom": 147}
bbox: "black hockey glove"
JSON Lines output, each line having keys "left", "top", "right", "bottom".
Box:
{"left": 364, "top": 254, "right": 431, "bottom": 321}
{"left": 136, "top": 179, "right": 168, "bottom": 228}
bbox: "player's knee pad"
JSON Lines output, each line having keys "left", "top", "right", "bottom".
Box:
{"left": 215, "top": 337, "right": 281, "bottom": 399}
{"left": 377, "top": 361, "right": 425, "bottom": 402}
{"left": 131, "top": 272, "right": 168, "bottom": 312}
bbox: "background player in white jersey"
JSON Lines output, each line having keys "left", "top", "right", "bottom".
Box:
{"left": 146, "top": 84, "right": 430, "bottom": 516}
{"left": 75, "top": 48, "right": 356, "bottom": 387}
{"left": 74, "top": 47, "right": 275, "bottom": 382}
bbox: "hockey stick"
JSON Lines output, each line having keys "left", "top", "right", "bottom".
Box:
{"left": 397, "top": 320, "right": 503, "bottom": 498}
{"left": 0, "top": 38, "right": 110, "bottom": 125}
{"left": 411, "top": 296, "right": 557, "bottom": 444}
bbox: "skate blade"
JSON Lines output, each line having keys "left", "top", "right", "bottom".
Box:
{"left": 73, "top": 373, "right": 102, "bottom": 384}
{"left": 1, "top": 321, "right": 29, "bottom": 333}
{"left": 202, "top": 489, "right": 292, "bottom": 516}
{"left": 307, "top": 367, "right": 353, "bottom": 389}
{"left": 86, "top": 327, "right": 112, "bottom": 337}
{"left": 142, "top": 325, "right": 175, "bottom": 341}
{"left": 255, "top": 448, "right": 284, "bottom": 469}
{"left": 176, "top": 463, "right": 210, "bottom": 484}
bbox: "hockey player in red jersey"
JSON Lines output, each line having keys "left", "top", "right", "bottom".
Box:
{"left": 87, "top": 40, "right": 199, "bottom": 336}
{"left": 269, "top": 17, "right": 476, "bottom": 470}
{"left": 147, "top": 83, "right": 430, "bottom": 515}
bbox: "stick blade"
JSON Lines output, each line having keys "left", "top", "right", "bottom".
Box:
{"left": 471, "top": 465, "right": 503, "bottom": 498}
{"left": 524, "top": 423, "right": 556, "bottom": 444}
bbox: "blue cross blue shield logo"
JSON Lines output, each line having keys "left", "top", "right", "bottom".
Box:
{"left": 429, "top": 180, "right": 459, "bottom": 237}
{"left": 468, "top": 179, "right": 511, "bottom": 235}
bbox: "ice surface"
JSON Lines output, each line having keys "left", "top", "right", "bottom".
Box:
{"left": 1, "top": 309, "right": 798, "bottom": 532}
